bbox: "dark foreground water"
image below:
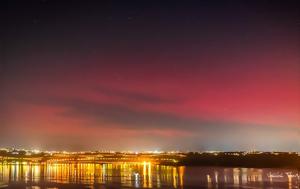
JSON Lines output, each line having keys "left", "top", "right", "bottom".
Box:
{"left": 0, "top": 162, "right": 299, "bottom": 189}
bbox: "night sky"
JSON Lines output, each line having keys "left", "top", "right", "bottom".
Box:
{"left": 1, "top": 0, "right": 299, "bottom": 151}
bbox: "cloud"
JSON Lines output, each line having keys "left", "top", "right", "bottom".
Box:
{"left": 22, "top": 95, "right": 287, "bottom": 134}
{"left": 95, "top": 85, "right": 180, "bottom": 104}
{"left": 12, "top": 94, "right": 300, "bottom": 151}
{"left": 15, "top": 93, "right": 226, "bottom": 131}
{"left": 59, "top": 98, "right": 211, "bottom": 131}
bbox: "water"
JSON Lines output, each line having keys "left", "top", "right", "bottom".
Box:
{"left": 0, "top": 162, "right": 299, "bottom": 189}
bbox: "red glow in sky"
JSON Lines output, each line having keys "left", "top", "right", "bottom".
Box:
{"left": 1, "top": 0, "right": 299, "bottom": 151}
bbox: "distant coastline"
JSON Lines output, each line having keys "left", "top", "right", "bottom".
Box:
{"left": 1, "top": 149, "right": 300, "bottom": 169}
{"left": 179, "top": 152, "right": 300, "bottom": 169}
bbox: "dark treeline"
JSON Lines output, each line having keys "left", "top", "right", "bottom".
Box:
{"left": 179, "top": 152, "right": 300, "bottom": 168}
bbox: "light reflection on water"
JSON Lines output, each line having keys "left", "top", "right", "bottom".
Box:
{"left": 0, "top": 162, "right": 299, "bottom": 189}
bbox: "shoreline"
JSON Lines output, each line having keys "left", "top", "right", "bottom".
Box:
{"left": 1, "top": 160, "right": 299, "bottom": 170}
